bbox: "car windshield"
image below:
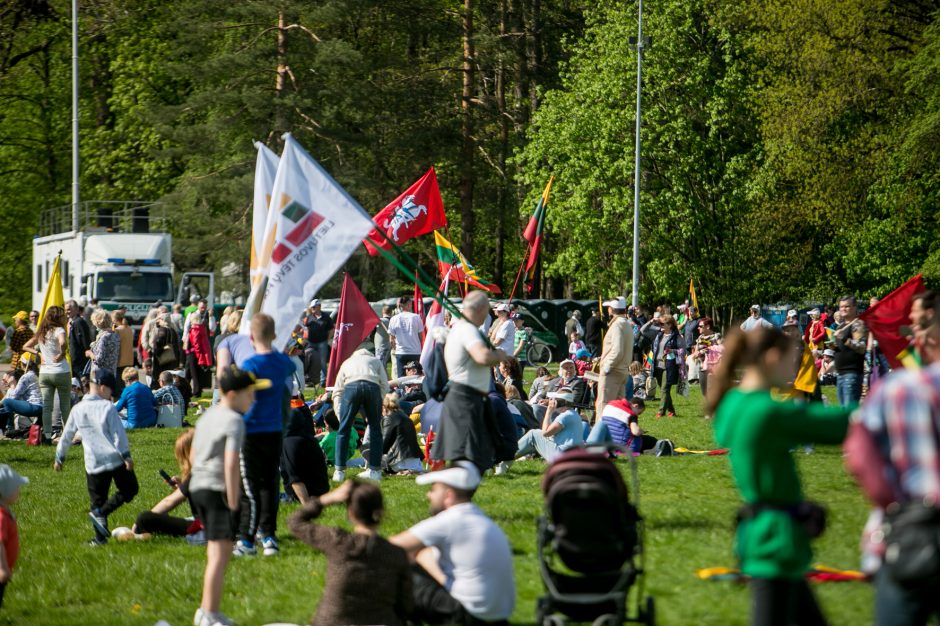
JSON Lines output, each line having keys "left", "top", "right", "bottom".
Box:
{"left": 96, "top": 272, "right": 174, "bottom": 302}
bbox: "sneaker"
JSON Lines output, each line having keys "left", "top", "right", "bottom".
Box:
{"left": 655, "top": 412, "right": 663, "bottom": 418}
{"left": 360, "top": 469, "right": 382, "bottom": 481}
{"left": 667, "top": 412, "right": 676, "bottom": 417}
{"left": 194, "top": 608, "right": 206, "bottom": 626}
{"left": 261, "top": 536, "right": 279, "bottom": 556}
{"left": 207, "top": 613, "right": 235, "bottom": 626}
{"left": 332, "top": 469, "right": 346, "bottom": 482}
{"left": 89, "top": 509, "right": 109, "bottom": 540}
{"left": 494, "top": 461, "right": 512, "bottom": 476}
{"left": 87, "top": 537, "right": 107, "bottom": 546}
{"left": 232, "top": 539, "right": 257, "bottom": 557}
{"left": 186, "top": 529, "right": 207, "bottom": 546}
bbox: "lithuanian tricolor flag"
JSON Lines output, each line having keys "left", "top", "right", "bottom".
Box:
{"left": 434, "top": 231, "right": 501, "bottom": 293}
{"left": 523, "top": 176, "right": 553, "bottom": 293}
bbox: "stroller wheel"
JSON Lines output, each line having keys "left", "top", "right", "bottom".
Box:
{"left": 542, "top": 616, "right": 566, "bottom": 626}
{"left": 644, "top": 596, "right": 656, "bottom": 626}
{"left": 591, "top": 615, "right": 620, "bottom": 626}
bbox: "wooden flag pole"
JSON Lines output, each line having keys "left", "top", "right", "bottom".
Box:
{"left": 507, "top": 245, "right": 531, "bottom": 304}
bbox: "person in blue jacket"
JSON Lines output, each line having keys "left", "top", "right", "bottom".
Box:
{"left": 115, "top": 368, "right": 157, "bottom": 429}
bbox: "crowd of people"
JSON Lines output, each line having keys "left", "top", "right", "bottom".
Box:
{"left": 0, "top": 286, "right": 938, "bottom": 626}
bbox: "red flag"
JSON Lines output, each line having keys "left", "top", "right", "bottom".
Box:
{"left": 859, "top": 274, "right": 926, "bottom": 369}
{"left": 414, "top": 271, "right": 426, "bottom": 343}
{"left": 364, "top": 167, "right": 447, "bottom": 255}
{"left": 524, "top": 177, "right": 553, "bottom": 294}
{"left": 325, "top": 274, "right": 382, "bottom": 386}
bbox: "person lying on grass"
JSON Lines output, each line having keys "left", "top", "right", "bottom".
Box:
{"left": 287, "top": 480, "right": 412, "bottom": 626}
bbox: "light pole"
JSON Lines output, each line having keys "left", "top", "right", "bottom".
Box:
{"left": 629, "top": 0, "right": 647, "bottom": 308}
{"left": 71, "top": 0, "right": 80, "bottom": 233}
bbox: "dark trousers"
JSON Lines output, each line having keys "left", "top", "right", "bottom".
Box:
{"left": 87, "top": 465, "right": 139, "bottom": 516}
{"left": 335, "top": 380, "right": 383, "bottom": 469}
{"left": 411, "top": 564, "right": 508, "bottom": 626}
{"left": 186, "top": 353, "right": 210, "bottom": 396}
{"left": 0, "top": 581, "right": 5, "bottom": 609}
{"left": 134, "top": 511, "right": 190, "bottom": 537}
{"left": 751, "top": 578, "right": 826, "bottom": 626}
{"left": 875, "top": 568, "right": 940, "bottom": 625}
{"left": 238, "top": 431, "right": 282, "bottom": 543}
{"left": 303, "top": 347, "right": 322, "bottom": 386}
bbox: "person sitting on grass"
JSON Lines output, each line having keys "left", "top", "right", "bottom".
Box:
{"left": 0, "top": 464, "right": 28, "bottom": 609}
{"left": 55, "top": 369, "right": 139, "bottom": 546}
{"left": 288, "top": 480, "right": 412, "bottom": 626}
{"left": 586, "top": 398, "right": 651, "bottom": 455}
{"left": 115, "top": 368, "right": 157, "bottom": 429}
{"left": 281, "top": 389, "right": 329, "bottom": 505}
{"left": 118, "top": 430, "right": 202, "bottom": 542}
{"left": 319, "top": 406, "right": 360, "bottom": 468}
{"left": 153, "top": 370, "right": 186, "bottom": 413}
{"left": 190, "top": 365, "right": 265, "bottom": 626}
{"left": 515, "top": 389, "right": 585, "bottom": 463}
{"left": 380, "top": 394, "right": 424, "bottom": 475}
{"left": 0, "top": 359, "right": 42, "bottom": 435}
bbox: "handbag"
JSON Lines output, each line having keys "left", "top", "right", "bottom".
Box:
{"left": 882, "top": 502, "right": 940, "bottom": 585}
{"left": 157, "top": 343, "right": 177, "bottom": 367}
{"left": 27, "top": 423, "right": 42, "bottom": 446}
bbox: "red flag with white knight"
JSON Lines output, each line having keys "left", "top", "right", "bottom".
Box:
{"left": 364, "top": 167, "right": 447, "bottom": 255}
{"left": 325, "top": 274, "right": 381, "bottom": 386}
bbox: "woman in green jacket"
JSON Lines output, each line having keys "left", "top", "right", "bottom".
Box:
{"left": 705, "top": 327, "right": 854, "bottom": 626}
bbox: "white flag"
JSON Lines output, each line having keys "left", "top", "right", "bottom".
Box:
{"left": 257, "top": 133, "right": 375, "bottom": 350}
{"left": 249, "top": 141, "right": 280, "bottom": 287}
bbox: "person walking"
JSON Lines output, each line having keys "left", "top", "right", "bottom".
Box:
{"left": 707, "top": 328, "right": 852, "bottom": 626}
{"left": 652, "top": 315, "right": 684, "bottom": 417}
{"left": 331, "top": 346, "right": 389, "bottom": 482}
{"left": 22, "top": 305, "right": 70, "bottom": 442}
{"left": 184, "top": 300, "right": 216, "bottom": 397}
{"left": 594, "top": 297, "right": 634, "bottom": 418}
{"left": 388, "top": 295, "right": 424, "bottom": 379}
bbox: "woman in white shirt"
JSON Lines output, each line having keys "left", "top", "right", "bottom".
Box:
{"left": 23, "top": 305, "right": 71, "bottom": 440}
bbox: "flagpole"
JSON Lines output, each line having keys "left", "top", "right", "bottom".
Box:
{"left": 507, "top": 245, "right": 530, "bottom": 303}
{"left": 630, "top": 0, "right": 645, "bottom": 308}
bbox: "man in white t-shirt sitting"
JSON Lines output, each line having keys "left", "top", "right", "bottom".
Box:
{"left": 515, "top": 389, "right": 585, "bottom": 463}
{"left": 388, "top": 295, "right": 425, "bottom": 379}
{"left": 391, "top": 461, "right": 515, "bottom": 625}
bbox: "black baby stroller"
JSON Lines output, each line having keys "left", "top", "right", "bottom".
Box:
{"left": 535, "top": 446, "right": 654, "bottom": 626}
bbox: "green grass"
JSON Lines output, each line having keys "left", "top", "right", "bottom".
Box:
{"left": 0, "top": 385, "right": 874, "bottom": 625}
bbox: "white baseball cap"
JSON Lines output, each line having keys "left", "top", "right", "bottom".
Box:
{"left": 309, "top": 298, "right": 321, "bottom": 308}
{"left": 603, "top": 296, "right": 627, "bottom": 309}
{"left": 415, "top": 460, "right": 481, "bottom": 491}
{"left": 0, "top": 464, "right": 29, "bottom": 498}
{"left": 750, "top": 304, "right": 760, "bottom": 311}
{"left": 787, "top": 309, "right": 798, "bottom": 318}
{"left": 559, "top": 359, "right": 575, "bottom": 368}
{"left": 547, "top": 388, "right": 575, "bottom": 402}
{"left": 495, "top": 303, "right": 511, "bottom": 312}
{"left": 809, "top": 308, "right": 821, "bottom": 316}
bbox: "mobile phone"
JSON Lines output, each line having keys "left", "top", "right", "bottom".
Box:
{"left": 158, "top": 469, "right": 177, "bottom": 487}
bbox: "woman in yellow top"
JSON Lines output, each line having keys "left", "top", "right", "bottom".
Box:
{"left": 706, "top": 327, "right": 853, "bottom": 626}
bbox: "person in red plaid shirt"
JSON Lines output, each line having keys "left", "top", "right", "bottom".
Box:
{"left": 853, "top": 301, "right": 940, "bottom": 624}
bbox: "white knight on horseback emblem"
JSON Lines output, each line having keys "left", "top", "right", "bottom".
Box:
{"left": 382, "top": 194, "right": 428, "bottom": 242}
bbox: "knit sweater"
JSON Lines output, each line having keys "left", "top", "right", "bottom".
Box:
{"left": 287, "top": 499, "right": 412, "bottom": 626}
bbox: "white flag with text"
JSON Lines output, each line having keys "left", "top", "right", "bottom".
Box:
{"left": 249, "top": 141, "right": 280, "bottom": 287}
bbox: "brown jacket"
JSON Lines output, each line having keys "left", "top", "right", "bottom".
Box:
{"left": 600, "top": 315, "right": 634, "bottom": 374}
{"left": 115, "top": 323, "right": 135, "bottom": 368}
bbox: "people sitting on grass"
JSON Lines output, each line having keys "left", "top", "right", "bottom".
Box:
{"left": 281, "top": 392, "right": 329, "bottom": 505}
{"left": 587, "top": 398, "right": 652, "bottom": 455}
{"left": 391, "top": 461, "right": 515, "bottom": 626}
{"left": 119, "top": 430, "right": 203, "bottom": 543}
{"left": 0, "top": 359, "right": 42, "bottom": 435}
{"left": 115, "top": 367, "right": 157, "bottom": 429}
{"left": 55, "top": 369, "right": 139, "bottom": 546}
{"left": 527, "top": 366, "right": 557, "bottom": 402}
{"left": 153, "top": 370, "right": 186, "bottom": 415}
{"left": 380, "top": 394, "right": 424, "bottom": 475}
{"left": 288, "top": 480, "right": 413, "bottom": 626}
{"left": 531, "top": 360, "right": 586, "bottom": 422}
{"left": 515, "top": 389, "right": 585, "bottom": 463}
{"left": 319, "top": 407, "right": 360, "bottom": 468}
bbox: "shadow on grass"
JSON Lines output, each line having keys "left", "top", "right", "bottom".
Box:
{"left": 647, "top": 516, "right": 725, "bottom": 530}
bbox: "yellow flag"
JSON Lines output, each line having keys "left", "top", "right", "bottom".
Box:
{"left": 39, "top": 255, "right": 70, "bottom": 366}
{"left": 793, "top": 345, "right": 817, "bottom": 394}
{"left": 689, "top": 278, "right": 699, "bottom": 312}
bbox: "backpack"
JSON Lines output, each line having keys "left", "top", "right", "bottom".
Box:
{"left": 422, "top": 342, "right": 449, "bottom": 402}
{"left": 653, "top": 439, "right": 674, "bottom": 457}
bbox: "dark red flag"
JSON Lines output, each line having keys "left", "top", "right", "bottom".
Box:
{"left": 413, "top": 270, "right": 426, "bottom": 343}
{"left": 364, "top": 167, "right": 447, "bottom": 255}
{"left": 325, "top": 274, "right": 381, "bottom": 386}
{"left": 859, "top": 274, "right": 926, "bottom": 369}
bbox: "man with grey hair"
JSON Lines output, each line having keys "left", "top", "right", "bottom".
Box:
{"left": 595, "top": 296, "right": 634, "bottom": 417}
{"left": 431, "top": 291, "right": 508, "bottom": 471}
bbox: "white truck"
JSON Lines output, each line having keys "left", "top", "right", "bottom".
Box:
{"left": 32, "top": 202, "right": 219, "bottom": 327}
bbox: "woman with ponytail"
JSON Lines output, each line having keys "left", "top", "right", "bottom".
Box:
{"left": 707, "top": 327, "right": 854, "bottom": 626}
{"left": 288, "top": 480, "right": 412, "bottom": 625}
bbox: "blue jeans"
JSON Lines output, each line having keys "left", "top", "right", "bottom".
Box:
{"left": 0, "top": 398, "right": 42, "bottom": 431}
{"left": 313, "top": 341, "right": 330, "bottom": 384}
{"left": 516, "top": 430, "right": 562, "bottom": 461}
{"left": 336, "top": 380, "right": 383, "bottom": 470}
{"left": 875, "top": 568, "right": 940, "bottom": 625}
{"left": 836, "top": 371, "right": 862, "bottom": 406}
{"left": 587, "top": 421, "right": 641, "bottom": 453}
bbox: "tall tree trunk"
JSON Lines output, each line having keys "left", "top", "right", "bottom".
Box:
{"left": 275, "top": 11, "right": 288, "bottom": 138}
{"left": 459, "top": 0, "right": 476, "bottom": 259}
{"left": 526, "top": 0, "right": 542, "bottom": 113}
{"left": 495, "top": 0, "right": 509, "bottom": 288}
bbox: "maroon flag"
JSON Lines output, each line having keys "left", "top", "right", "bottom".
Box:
{"left": 413, "top": 271, "right": 426, "bottom": 343}
{"left": 364, "top": 167, "right": 447, "bottom": 255}
{"left": 326, "top": 274, "right": 381, "bottom": 386}
{"left": 859, "top": 274, "right": 926, "bottom": 369}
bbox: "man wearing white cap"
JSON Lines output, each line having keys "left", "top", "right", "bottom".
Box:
{"left": 516, "top": 388, "right": 584, "bottom": 462}
{"left": 595, "top": 296, "right": 634, "bottom": 417}
{"left": 740, "top": 305, "right": 773, "bottom": 332}
{"left": 302, "top": 298, "right": 334, "bottom": 386}
{"left": 391, "top": 461, "right": 515, "bottom": 625}
{"left": 388, "top": 295, "right": 425, "bottom": 379}
{"left": 487, "top": 303, "right": 515, "bottom": 355}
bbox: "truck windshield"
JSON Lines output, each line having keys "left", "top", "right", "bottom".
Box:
{"left": 96, "top": 272, "right": 174, "bottom": 302}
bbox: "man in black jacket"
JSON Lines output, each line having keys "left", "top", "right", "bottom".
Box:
{"left": 66, "top": 299, "right": 93, "bottom": 378}
{"left": 584, "top": 309, "right": 603, "bottom": 356}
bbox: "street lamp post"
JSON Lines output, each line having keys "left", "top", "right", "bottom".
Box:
{"left": 629, "top": 0, "right": 647, "bottom": 308}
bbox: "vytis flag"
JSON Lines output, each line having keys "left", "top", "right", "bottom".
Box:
{"left": 420, "top": 274, "right": 450, "bottom": 371}
{"left": 414, "top": 271, "right": 426, "bottom": 344}
{"left": 860, "top": 274, "right": 927, "bottom": 369}
{"left": 249, "top": 141, "right": 280, "bottom": 287}
{"left": 689, "top": 278, "right": 699, "bottom": 312}
{"left": 792, "top": 345, "right": 818, "bottom": 394}
{"left": 434, "top": 231, "right": 501, "bottom": 293}
{"left": 39, "top": 254, "right": 70, "bottom": 366}
{"left": 523, "top": 176, "right": 553, "bottom": 293}
{"left": 326, "top": 274, "right": 381, "bottom": 386}
{"left": 364, "top": 167, "right": 447, "bottom": 255}
{"left": 256, "top": 133, "right": 375, "bottom": 350}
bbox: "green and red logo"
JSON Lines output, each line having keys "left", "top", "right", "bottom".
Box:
{"left": 271, "top": 198, "right": 326, "bottom": 264}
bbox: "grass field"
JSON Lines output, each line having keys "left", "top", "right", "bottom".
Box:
{"left": 0, "top": 384, "right": 874, "bottom": 626}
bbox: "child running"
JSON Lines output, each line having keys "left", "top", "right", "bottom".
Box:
{"left": 0, "top": 465, "right": 28, "bottom": 609}
{"left": 190, "top": 365, "right": 268, "bottom": 626}
{"left": 54, "top": 369, "right": 138, "bottom": 545}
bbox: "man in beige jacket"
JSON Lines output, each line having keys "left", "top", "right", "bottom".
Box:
{"left": 595, "top": 297, "right": 634, "bottom": 418}
{"left": 331, "top": 344, "right": 389, "bottom": 482}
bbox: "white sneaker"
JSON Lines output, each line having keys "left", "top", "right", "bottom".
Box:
{"left": 332, "top": 469, "right": 346, "bottom": 482}
{"left": 361, "top": 468, "right": 382, "bottom": 481}
{"left": 494, "top": 461, "right": 512, "bottom": 476}
{"left": 193, "top": 608, "right": 205, "bottom": 626}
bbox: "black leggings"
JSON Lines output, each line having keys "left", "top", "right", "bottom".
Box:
{"left": 751, "top": 578, "right": 826, "bottom": 626}
{"left": 87, "top": 465, "right": 139, "bottom": 517}
{"left": 134, "top": 511, "right": 191, "bottom": 537}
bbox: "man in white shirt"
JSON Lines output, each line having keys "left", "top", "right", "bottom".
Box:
{"left": 391, "top": 461, "right": 515, "bottom": 625}
{"left": 740, "top": 305, "right": 773, "bottom": 332}
{"left": 331, "top": 345, "right": 389, "bottom": 482}
{"left": 388, "top": 295, "right": 425, "bottom": 379}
